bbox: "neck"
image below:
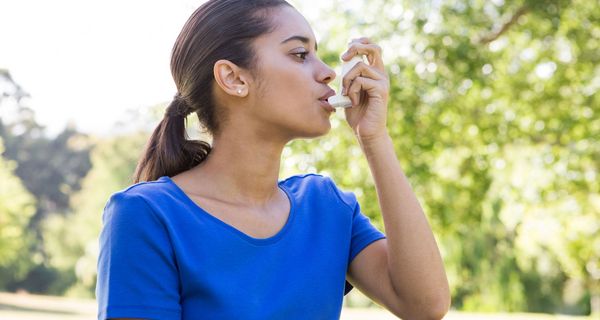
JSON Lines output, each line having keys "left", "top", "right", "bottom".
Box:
{"left": 188, "top": 129, "right": 286, "bottom": 206}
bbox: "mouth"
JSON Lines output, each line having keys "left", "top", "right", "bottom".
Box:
{"left": 318, "top": 99, "right": 336, "bottom": 113}
{"left": 319, "top": 89, "right": 336, "bottom": 102}
{"left": 318, "top": 89, "right": 337, "bottom": 113}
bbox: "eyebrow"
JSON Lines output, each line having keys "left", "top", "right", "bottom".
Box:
{"left": 281, "top": 35, "right": 318, "bottom": 51}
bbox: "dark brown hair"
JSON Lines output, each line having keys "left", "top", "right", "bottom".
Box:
{"left": 133, "top": 0, "right": 291, "bottom": 183}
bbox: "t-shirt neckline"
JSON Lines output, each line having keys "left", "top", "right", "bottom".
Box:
{"left": 158, "top": 176, "right": 296, "bottom": 246}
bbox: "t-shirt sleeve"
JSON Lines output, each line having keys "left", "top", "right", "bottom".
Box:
{"left": 96, "top": 191, "right": 181, "bottom": 320}
{"left": 326, "top": 178, "right": 386, "bottom": 295}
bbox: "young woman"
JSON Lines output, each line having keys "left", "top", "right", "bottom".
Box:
{"left": 95, "top": 0, "right": 450, "bottom": 319}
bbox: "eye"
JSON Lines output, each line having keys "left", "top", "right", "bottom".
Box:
{"left": 293, "top": 51, "right": 309, "bottom": 60}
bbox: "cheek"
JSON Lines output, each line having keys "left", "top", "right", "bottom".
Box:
{"left": 259, "top": 70, "right": 307, "bottom": 105}
{"left": 253, "top": 58, "right": 316, "bottom": 115}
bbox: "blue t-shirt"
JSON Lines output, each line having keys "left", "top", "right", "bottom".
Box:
{"left": 96, "top": 173, "right": 385, "bottom": 320}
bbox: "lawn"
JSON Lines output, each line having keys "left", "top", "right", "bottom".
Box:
{"left": 0, "top": 292, "right": 593, "bottom": 320}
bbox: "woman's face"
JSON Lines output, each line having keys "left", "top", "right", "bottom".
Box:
{"left": 247, "top": 5, "right": 337, "bottom": 140}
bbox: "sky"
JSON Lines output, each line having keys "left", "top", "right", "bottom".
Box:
{"left": 0, "top": 0, "right": 332, "bottom": 137}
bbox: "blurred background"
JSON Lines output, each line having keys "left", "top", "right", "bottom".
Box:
{"left": 0, "top": 0, "right": 598, "bottom": 318}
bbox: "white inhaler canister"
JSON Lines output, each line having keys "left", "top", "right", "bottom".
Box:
{"left": 327, "top": 55, "right": 364, "bottom": 108}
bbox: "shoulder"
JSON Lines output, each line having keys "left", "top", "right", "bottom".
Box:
{"left": 102, "top": 177, "right": 175, "bottom": 223}
{"left": 279, "top": 173, "right": 357, "bottom": 210}
{"left": 112, "top": 176, "right": 172, "bottom": 199}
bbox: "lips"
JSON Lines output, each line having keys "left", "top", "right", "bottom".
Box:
{"left": 318, "top": 89, "right": 336, "bottom": 113}
{"left": 319, "top": 89, "right": 336, "bottom": 102}
{"left": 319, "top": 99, "right": 336, "bottom": 113}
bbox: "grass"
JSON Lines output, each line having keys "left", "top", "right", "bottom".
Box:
{"left": 0, "top": 292, "right": 593, "bottom": 320}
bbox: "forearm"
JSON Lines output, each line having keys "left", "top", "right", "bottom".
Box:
{"left": 359, "top": 133, "right": 450, "bottom": 314}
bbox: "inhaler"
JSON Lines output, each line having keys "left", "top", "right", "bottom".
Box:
{"left": 327, "top": 54, "right": 364, "bottom": 108}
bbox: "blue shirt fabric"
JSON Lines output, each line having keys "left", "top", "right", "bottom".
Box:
{"left": 96, "top": 173, "right": 386, "bottom": 320}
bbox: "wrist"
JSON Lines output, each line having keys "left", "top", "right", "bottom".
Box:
{"left": 358, "top": 132, "right": 393, "bottom": 153}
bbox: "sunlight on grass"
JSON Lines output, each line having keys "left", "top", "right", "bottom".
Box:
{"left": 0, "top": 292, "right": 594, "bottom": 320}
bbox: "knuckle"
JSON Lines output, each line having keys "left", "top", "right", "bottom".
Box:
{"left": 373, "top": 44, "right": 382, "bottom": 53}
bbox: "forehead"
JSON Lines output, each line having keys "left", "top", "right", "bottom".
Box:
{"left": 264, "top": 6, "right": 316, "bottom": 46}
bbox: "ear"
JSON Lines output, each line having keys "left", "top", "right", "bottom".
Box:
{"left": 213, "top": 59, "right": 249, "bottom": 97}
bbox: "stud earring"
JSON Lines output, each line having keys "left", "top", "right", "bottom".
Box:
{"left": 237, "top": 88, "right": 242, "bottom": 94}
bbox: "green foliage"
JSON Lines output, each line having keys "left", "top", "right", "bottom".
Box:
{"left": 0, "top": 123, "right": 93, "bottom": 227}
{"left": 0, "top": 70, "right": 93, "bottom": 293}
{"left": 42, "top": 132, "right": 149, "bottom": 297}
{"left": 0, "top": 138, "right": 36, "bottom": 289}
{"left": 290, "top": 0, "right": 598, "bottom": 314}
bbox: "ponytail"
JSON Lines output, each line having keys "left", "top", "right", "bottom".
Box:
{"left": 133, "top": 95, "right": 211, "bottom": 183}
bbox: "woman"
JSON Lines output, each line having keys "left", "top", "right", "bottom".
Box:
{"left": 95, "top": 0, "right": 450, "bottom": 319}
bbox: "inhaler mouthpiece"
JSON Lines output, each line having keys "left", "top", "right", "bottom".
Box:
{"left": 327, "top": 55, "right": 364, "bottom": 108}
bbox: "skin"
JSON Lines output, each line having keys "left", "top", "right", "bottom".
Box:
{"left": 169, "top": 5, "right": 339, "bottom": 240}
{"left": 115, "top": 4, "right": 450, "bottom": 320}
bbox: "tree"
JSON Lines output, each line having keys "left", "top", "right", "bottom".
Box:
{"left": 0, "top": 137, "right": 36, "bottom": 289}
{"left": 43, "top": 131, "right": 150, "bottom": 297}
{"left": 0, "top": 69, "right": 94, "bottom": 292}
{"left": 289, "top": 0, "right": 598, "bottom": 314}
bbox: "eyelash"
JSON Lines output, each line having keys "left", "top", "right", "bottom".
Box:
{"left": 293, "top": 51, "right": 309, "bottom": 60}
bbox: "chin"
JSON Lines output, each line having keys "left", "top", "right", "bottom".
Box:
{"left": 285, "top": 109, "right": 333, "bottom": 139}
{"left": 300, "top": 121, "right": 332, "bottom": 138}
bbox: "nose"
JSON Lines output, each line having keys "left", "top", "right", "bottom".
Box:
{"left": 316, "top": 59, "right": 336, "bottom": 84}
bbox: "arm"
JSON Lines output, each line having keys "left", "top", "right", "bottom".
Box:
{"left": 340, "top": 37, "right": 450, "bottom": 319}
{"left": 348, "top": 134, "right": 450, "bottom": 320}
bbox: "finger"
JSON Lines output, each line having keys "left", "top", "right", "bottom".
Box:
{"left": 342, "top": 62, "right": 384, "bottom": 95}
{"left": 342, "top": 42, "right": 384, "bottom": 71}
{"left": 349, "top": 37, "right": 372, "bottom": 45}
{"left": 346, "top": 76, "right": 383, "bottom": 106}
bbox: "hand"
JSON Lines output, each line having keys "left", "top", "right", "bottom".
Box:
{"left": 341, "top": 37, "right": 390, "bottom": 143}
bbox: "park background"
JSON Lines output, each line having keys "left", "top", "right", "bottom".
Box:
{"left": 0, "top": 0, "right": 598, "bottom": 318}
